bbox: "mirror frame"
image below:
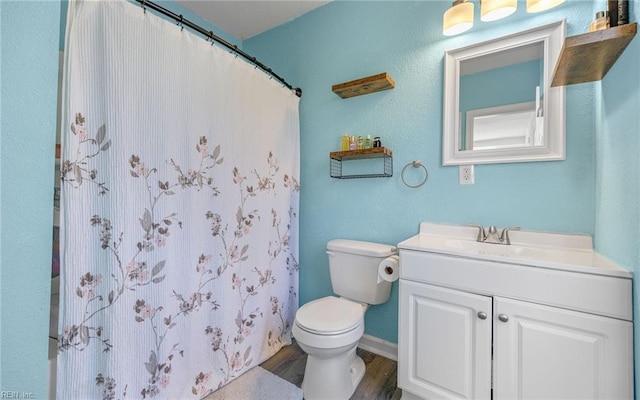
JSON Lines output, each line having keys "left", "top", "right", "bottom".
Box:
{"left": 443, "top": 20, "right": 566, "bottom": 165}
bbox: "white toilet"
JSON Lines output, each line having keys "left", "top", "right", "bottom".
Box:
{"left": 293, "top": 239, "right": 396, "bottom": 400}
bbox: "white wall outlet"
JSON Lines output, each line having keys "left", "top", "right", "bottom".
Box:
{"left": 459, "top": 165, "right": 474, "bottom": 185}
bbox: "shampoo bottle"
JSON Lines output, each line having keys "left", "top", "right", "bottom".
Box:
{"left": 349, "top": 136, "right": 356, "bottom": 150}
{"left": 341, "top": 133, "right": 349, "bottom": 151}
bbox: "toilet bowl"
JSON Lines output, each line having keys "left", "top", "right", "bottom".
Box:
{"left": 293, "top": 296, "right": 367, "bottom": 400}
{"left": 293, "top": 239, "right": 396, "bottom": 400}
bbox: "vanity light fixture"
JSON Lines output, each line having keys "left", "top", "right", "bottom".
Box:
{"left": 443, "top": 0, "right": 564, "bottom": 35}
{"left": 526, "top": 0, "right": 566, "bottom": 13}
{"left": 481, "top": 0, "right": 517, "bottom": 21}
{"left": 443, "top": 0, "right": 475, "bottom": 36}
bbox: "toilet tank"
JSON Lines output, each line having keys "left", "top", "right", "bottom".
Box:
{"left": 327, "top": 239, "right": 396, "bottom": 305}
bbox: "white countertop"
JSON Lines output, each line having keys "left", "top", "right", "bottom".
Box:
{"left": 398, "top": 222, "right": 632, "bottom": 279}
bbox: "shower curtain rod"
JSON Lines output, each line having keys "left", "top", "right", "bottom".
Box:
{"left": 135, "top": 0, "right": 302, "bottom": 98}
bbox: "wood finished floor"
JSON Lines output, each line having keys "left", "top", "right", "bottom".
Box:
{"left": 260, "top": 339, "right": 402, "bottom": 400}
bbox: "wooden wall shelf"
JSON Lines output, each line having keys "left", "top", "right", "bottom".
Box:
{"left": 330, "top": 147, "right": 392, "bottom": 161}
{"left": 332, "top": 73, "right": 395, "bottom": 99}
{"left": 552, "top": 22, "right": 637, "bottom": 87}
{"left": 330, "top": 147, "right": 393, "bottom": 179}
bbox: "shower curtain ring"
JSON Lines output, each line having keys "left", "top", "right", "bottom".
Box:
{"left": 179, "top": 15, "right": 184, "bottom": 31}
{"left": 141, "top": 0, "right": 147, "bottom": 13}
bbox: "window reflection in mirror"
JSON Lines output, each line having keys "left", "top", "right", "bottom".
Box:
{"left": 460, "top": 42, "right": 543, "bottom": 151}
{"left": 466, "top": 101, "right": 541, "bottom": 150}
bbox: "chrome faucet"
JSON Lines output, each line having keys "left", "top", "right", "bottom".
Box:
{"left": 468, "top": 224, "right": 486, "bottom": 242}
{"left": 469, "top": 224, "right": 520, "bottom": 245}
{"left": 499, "top": 226, "right": 520, "bottom": 245}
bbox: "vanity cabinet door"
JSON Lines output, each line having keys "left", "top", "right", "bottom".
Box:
{"left": 399, "top": 281, "right": 492, "bottom": 400}
{"left": 493, "top": 297, "right": 634, "bottom": 400}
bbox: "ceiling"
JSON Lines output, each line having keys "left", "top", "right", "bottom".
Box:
{"left": 176, "top": 1, "right": 331, "bottom": 40}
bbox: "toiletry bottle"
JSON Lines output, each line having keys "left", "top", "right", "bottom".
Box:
{"left": 373, "top": 136, "right": 382, "bottom": 148}
{"left": 349, "top": 136, "right": 356, "bottom": 150}
{"left": 608, "top": 0, "right": 619, "bottom": 27}
{"left": 357, "top": 136, "right": 364, "bottom": 150}
{"left": 341, "top": 133, "right": 349, "bottom": 151}
{"left": 618, "top": 0, "right": 628, "bottom": 25}
{"left": 365, "top": 135, "right": 372, "bottom": 149}
{"left": 591, "top": 11, "right": 609, "bottom": 31}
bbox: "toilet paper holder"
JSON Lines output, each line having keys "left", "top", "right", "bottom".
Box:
{"left": 377, "top": 255, "right": 400, "bottom": 283}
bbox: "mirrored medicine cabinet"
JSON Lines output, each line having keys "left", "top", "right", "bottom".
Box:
{"left": 443, "top": 20, "right": 566, "bottom": 165}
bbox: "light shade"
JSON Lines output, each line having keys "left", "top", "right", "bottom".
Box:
{"left": 481, "top": 0, "right": 517, "bottom": 22}
{"left": 443, "top": 0, "right": 475, "bottom": 36}
{"left": 527, "top": 0, "right": 565, "bottom": 13}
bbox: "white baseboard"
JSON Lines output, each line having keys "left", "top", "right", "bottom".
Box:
{"left": 400, "top": 390, "right": 422, "bottom": 400}
{"left": 357, "top": 334, "right": 398, "bottom": 361}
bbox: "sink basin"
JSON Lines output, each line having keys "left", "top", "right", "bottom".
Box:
{"left": 444, "top": 239, "right": 544, "bottom": 258}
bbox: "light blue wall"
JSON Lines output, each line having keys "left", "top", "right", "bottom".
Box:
{"left": 245, "top": 0, "right": 595, "bottom": 343}
{"left": 460, "top": 60, "right": 541, "bottom": 111}
{"left": 1, "top": 1, "right": 61, "bottom": 396}
{"left": 596, "top": 0, "right": 640, "bottom": 391}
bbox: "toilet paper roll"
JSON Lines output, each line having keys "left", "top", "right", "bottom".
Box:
{"left": 377, "top": 255, "right": 399, "bottom": 284}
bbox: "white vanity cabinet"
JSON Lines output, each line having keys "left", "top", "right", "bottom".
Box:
{"left": 397, "top": 223, "right": 634, "bottom": 400}
{"left": 399, "top": 281, "right": 492, "bottom": 399}
{"left": 493, "top": 296, "right": 632, "bottom": 400}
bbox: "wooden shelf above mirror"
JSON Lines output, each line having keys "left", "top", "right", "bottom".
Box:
{"left": 332, "top": 73, "right": 395, "bottom": 99}
{"left": 552, "top": 23, "right": 637, "bottom": 87}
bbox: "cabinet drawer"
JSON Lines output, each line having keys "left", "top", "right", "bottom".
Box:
{"left": 400, "top": 250, "right": 632, "bottom": 321}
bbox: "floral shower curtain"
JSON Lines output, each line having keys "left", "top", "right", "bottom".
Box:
{"left": 58, "top": 1, "right": 300, "bottom": 398}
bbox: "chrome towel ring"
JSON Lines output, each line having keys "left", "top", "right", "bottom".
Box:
{"left": 401, "top": 160, "right": 429, "bottom": 188}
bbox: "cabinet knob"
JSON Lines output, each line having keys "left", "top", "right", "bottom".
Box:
{"left": 498, "top": 314, "right": 509, "bottom": 323}
{"left": 477, "top": 311, "right": 487, "bottom": 320}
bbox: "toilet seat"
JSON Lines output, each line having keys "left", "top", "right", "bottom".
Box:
{"left": 295, "top": 296, "right": 364, "bottom": 335}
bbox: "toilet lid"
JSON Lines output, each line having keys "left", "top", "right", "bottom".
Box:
{"left": 296, "top": 296, "right": 364, "bottom": 335}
